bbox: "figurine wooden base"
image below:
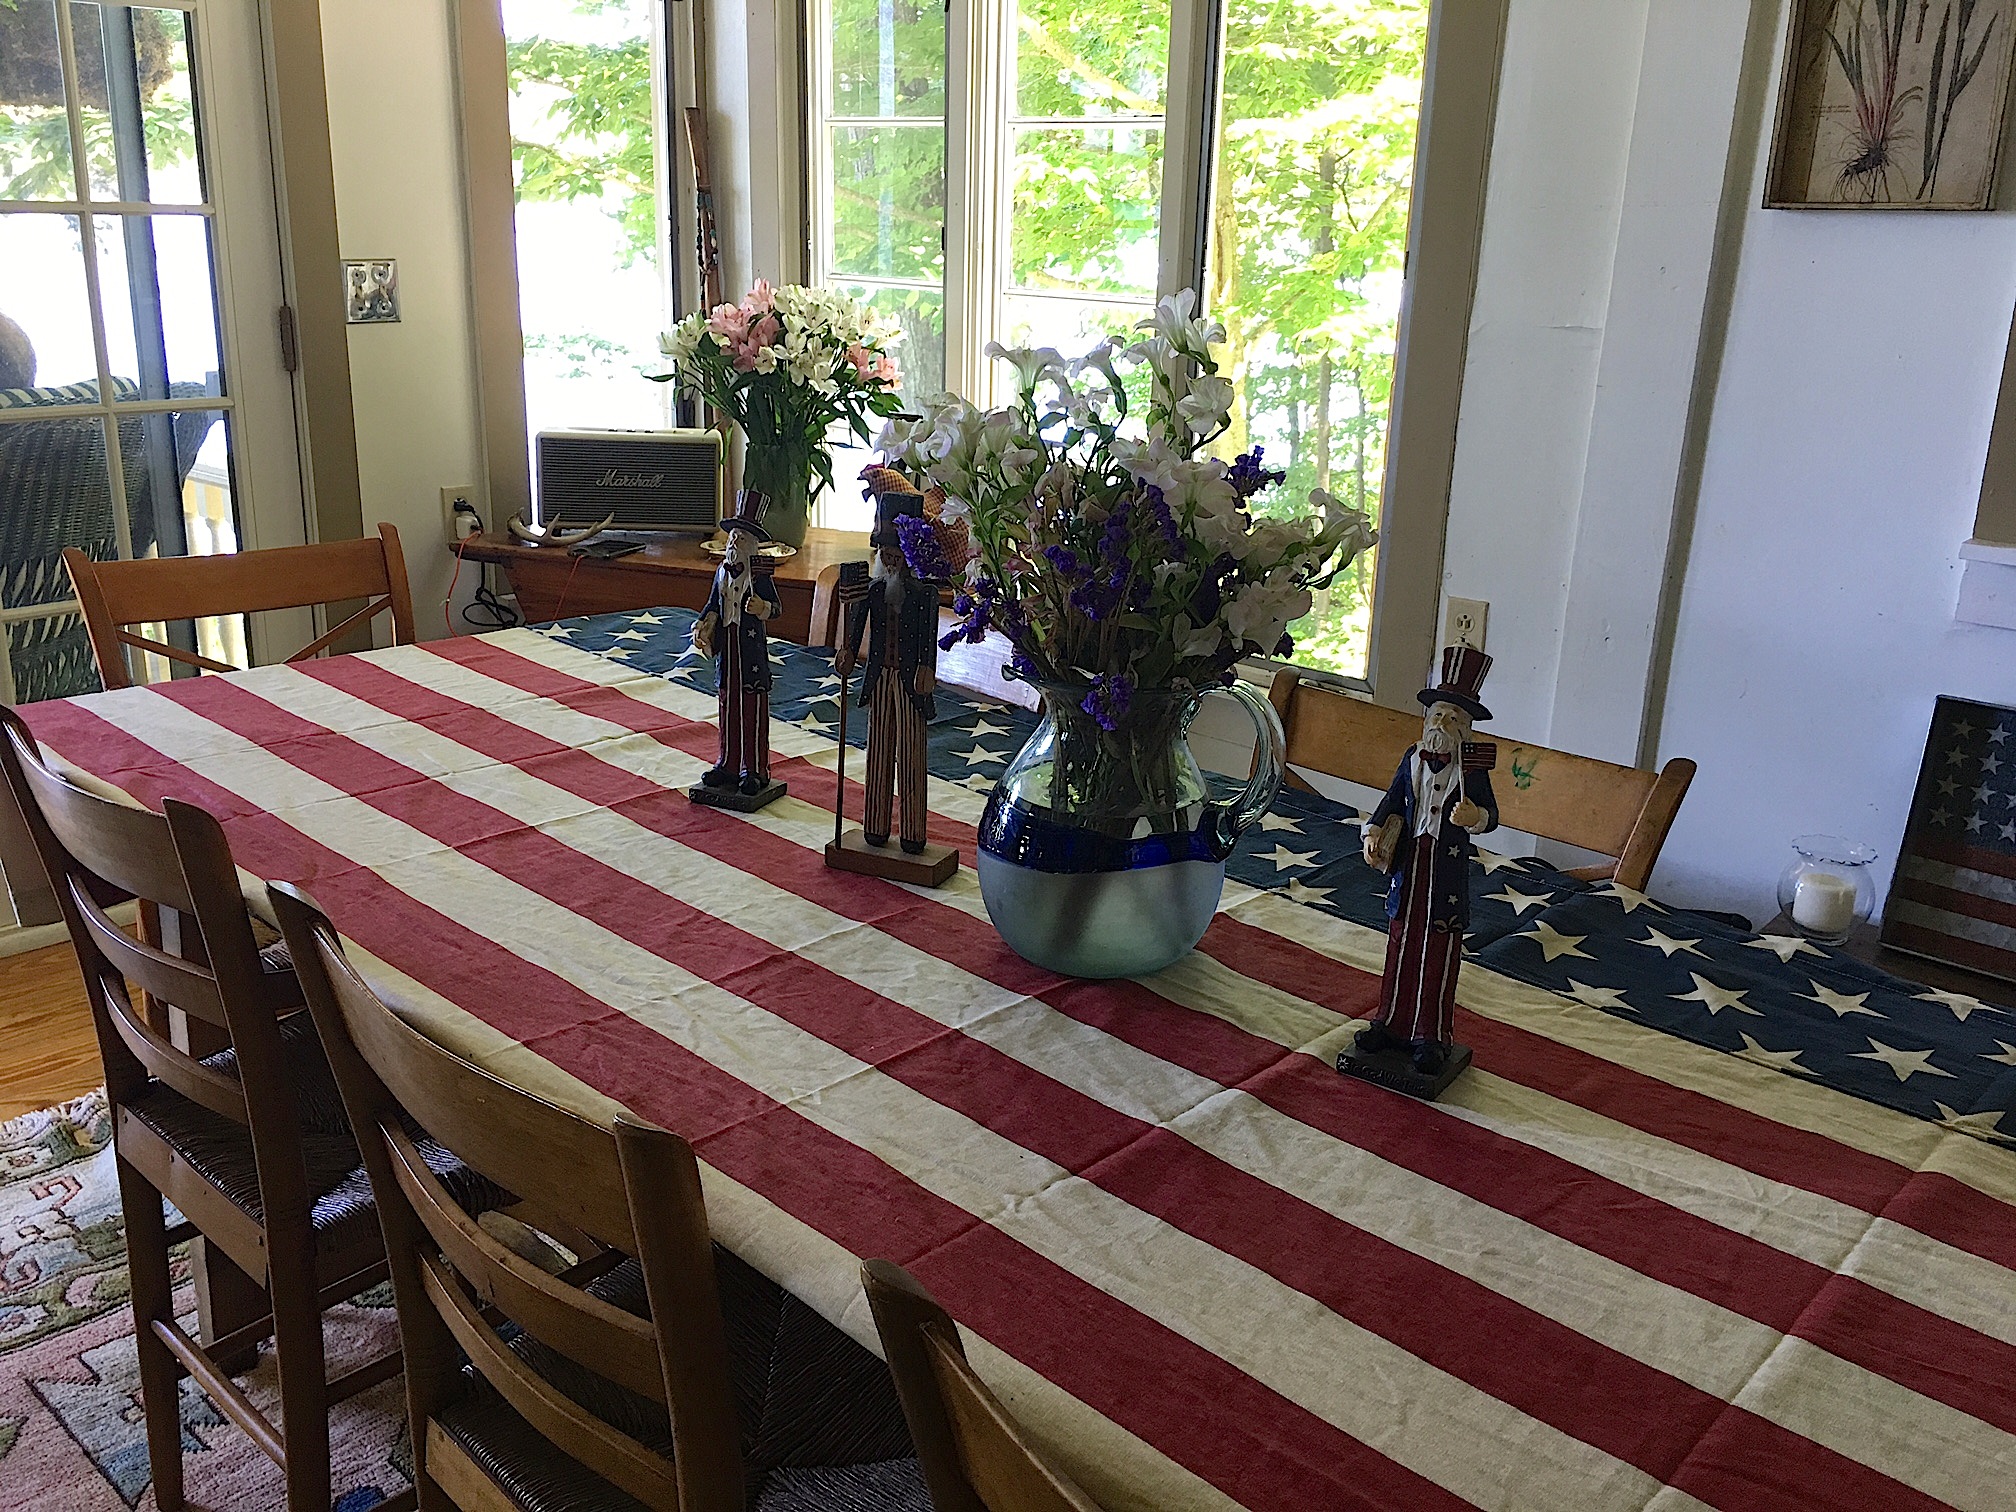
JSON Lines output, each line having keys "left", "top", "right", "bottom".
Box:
{"left": 688, "top": 778, "right": 788, "bottom": 812}
{"left": 824, "top": 828, "right": 960, "bottom": 887}
{"left": 1336, "top": 1040, "right": 1472, "bottom": 1101}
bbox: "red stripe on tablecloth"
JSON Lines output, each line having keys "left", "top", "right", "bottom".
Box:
{"left": 14, "top": 696, "right": 1465, "bottom": 1512}
{"left": 405, "top": 637, "right": 2016, "bottom": 1279}
{"left": 127, "top": 670, "right": 2009, "bottom": 1503}
{"left": 414, "top": 635, "right": 981, "bottom": 853}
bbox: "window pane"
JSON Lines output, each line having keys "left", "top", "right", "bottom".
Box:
{"left": 69, "top": 2, "right": 201, "bottom": 202}
{"left": 96, "top": 212, "right": 225, "bottom": 399}
{"left": 0, "top": 414, "right": 117, "bottom": 698}
{"left": 1206, "top": 0, "right": 1427, "bottom": 682}
{"left": 999, "top": 293, "right": 1151, "bottom": 412}
{"left": 831, "top": 0, "right": 943, "bottom": 118}
{"left": 0, "top": 0, "right": 80, "bottom": 201}
{"left": 1014, "top": 0, "right": 1168, "bottom": 118}
{"left": 820, "top": 284, "right": 943, "bottom": 534}
{"left": 505, "top": 0, "right": 667, "bottom": 438}
{"left": 830, "top": 124, "right": 945, "bottom": 282}
{"left": 1009, "top": 123, "right": 1161, "bottom": 297}
{"left": 0, "top": 213, "right": 100, "bottom": 393}
{"left": 9, "top": 613, "right": 99, "bottom": 701}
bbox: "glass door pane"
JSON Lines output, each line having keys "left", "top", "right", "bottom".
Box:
{"left": 0, "top": 0, "right": 263, "bottom": 697}
{"left": 1205, "top": 0, "right": 1429, "bottom": 682}
{"left": 503, "top": 0, "right": 668, "bottom": 440}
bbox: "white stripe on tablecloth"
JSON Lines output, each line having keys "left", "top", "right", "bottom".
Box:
{"left": 101, "top": 668, "right": 2016, "bottom": 1506}
{"left": 78, "top": 680, "right": 1699, "bottom": 1512}
{"left": 368, "top": 641, "right": 2016, "bottom": 1352}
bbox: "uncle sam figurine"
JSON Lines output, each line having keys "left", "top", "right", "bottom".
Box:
{"left": 689, "top": 490, "right": 787, "bottom": 810}
{"left": 1343, "top": 645, "right": 1499, "bottom": 1094}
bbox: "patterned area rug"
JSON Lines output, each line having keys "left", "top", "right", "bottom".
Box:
{"left": 0, "top": 1091, "right": 409, "bottom": 1510}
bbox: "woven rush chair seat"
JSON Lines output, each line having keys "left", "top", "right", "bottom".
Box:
{"left": 433, "top": 1247, "right": 925, "bottom": 1512}
{"left": 125, "top": 1011, "right": 508, "bottom": 1260}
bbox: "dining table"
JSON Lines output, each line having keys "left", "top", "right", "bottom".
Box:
{"left": 18, "top": 607, "right": 2016, "bottom": 1512}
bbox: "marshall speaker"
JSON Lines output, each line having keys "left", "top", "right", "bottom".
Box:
{"left": 535, "top": 428, "right": 724, "bottom": 532}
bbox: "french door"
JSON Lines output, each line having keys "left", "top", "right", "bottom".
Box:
{"left": 0, "top": 0, "right": 308, "bottom": 701}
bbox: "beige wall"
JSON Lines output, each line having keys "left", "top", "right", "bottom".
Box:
{"left": 319, "top": 0, "right": 486, "bottom": 638}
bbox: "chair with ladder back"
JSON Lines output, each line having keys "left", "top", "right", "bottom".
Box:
{"left": 272, "top": 880, "right": 929, "bottom": 1512}
{"left": 862, "top": 1260, "right": 1106, "bottom": 1512}
{"left": 0, "top": 705, "right": 503, "bottom": 1511}
{"left": 62, "top": 522, "right": 415, "bottom": 690}
{"left": 1265, "top": 669, "right": 1696, "bottom": 892}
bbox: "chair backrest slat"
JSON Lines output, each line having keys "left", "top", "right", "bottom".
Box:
{"left": 5, "top": 722, "right": 195, "bottom": 909}
{"left": 72, "top": 882, "right": 230, "bottom": 1027}
{"left": 96, "top": 976, "right": 250, "bottom": 1122}
{"left": 274, "top": 883, "right": 748, "bottom": 1512}
{"left": 1267, "top": 671, "right": 1696, "bottom": 890}
{"left": 64, "top": 524, "right": 416, "bottom": 690}
{"left": 864, "top": 1259, "right": 1102, "bottom": 1512}
{"left": 419, "top": 1251, "right": 685, "bottom": 1508}
{"left": 381, "top": 1121, "right": 668, "bottom": 1404}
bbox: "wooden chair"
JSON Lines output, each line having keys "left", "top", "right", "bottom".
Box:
{"left": 862, "top": 1260, "right": 1103, "bottom": 1512}
{"left": 272, "top": 882, "right": 926, "bottom": 1512}
{"left": 63, "top": 521, "right": 416, "bottom": 690}
{"left": 1265, "top": 670, "right": 1697, "bottom": 892}
{"left": 0, "top": 706, "right": 417, "bottom": 1512}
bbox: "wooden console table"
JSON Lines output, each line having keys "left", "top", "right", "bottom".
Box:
{"left": 455, "top": 527, "right": 872, "bottom": 644}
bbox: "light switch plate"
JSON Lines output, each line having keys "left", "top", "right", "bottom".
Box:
{"left": 1444, "top": 597, "right": 1488, "bottom": 651}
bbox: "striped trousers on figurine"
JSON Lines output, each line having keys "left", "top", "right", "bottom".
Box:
{"left": 863, "top": 669, "right": 928, "bottom": 852}
{"left": 1375, "top": 832, "right": 1463, "bottom": 1045}
{"left": 717, "top": 631, "right": 769, "bottom": 781}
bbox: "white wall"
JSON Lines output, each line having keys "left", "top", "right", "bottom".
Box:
{"left": 320, "top": 0, "right": 486, "bottom": 638}
{"left": 1443, "top": 0, "right": 2016, "bottom": 924}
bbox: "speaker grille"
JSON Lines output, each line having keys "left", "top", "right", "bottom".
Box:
{"left": 536, "top": 430, "right": 722, "bottom": 531}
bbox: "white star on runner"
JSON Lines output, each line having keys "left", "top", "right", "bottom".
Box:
{"left": 545, "top": 624, "right": 575, "bottom": 638}
{"left": 965, "top": 717, "right": 1011, "bottom": 737}
{"left": 1562, "top": 980, "right": 1632, "bottom": 1011}
{"left": 959, "top": 773, "right": 996, "bottom": 792}
{"left": 1475, "top": 849, "right": 1526, "bottom": 874}
{"left": 956, "top": 745, "right": 1006, "bottom": 767}
{"left": 1259, "top": 813, "right": 1305, "bottom": 834}
{"left": 1916, "top": 988, "right": 1989, "bottom": 1022}
{"left": 1745, "top": 933, "right": 1825, "bottom": 964}
{"left": 1519, "top": 921, "right": 1592, "bottom": 961}
{"left": 796, "top": 711, "right": 833, "bottom": 733}
{"left": 630, "top": 612, "right": 665, "bottom": 624}
{"left": 601, "top": 647, "right": 635, "bottom": 659}
{"left": 1852, "top": 1038, "right": 1954, "bottom": 1082}
{"left": 1592, "top": 881, "right": 1662, "bottom": 914}
{"left": 1259, "top": 846, "right": 1318, "bottom": 871}
{"left": 1984, "top": 1040, "right": 2016, "bottom": 1067}
{"left": 1801, "top": 982, "right": 1883, "bottom": 1018}
{"left": 611, "top": 628, "right": 649, "bottom": 641}
{"left": 1735, "top": 1033, "right": 1810, "bottom": 1075}
{"left": 1485, "top": 886, "right": 1552, "bottom": 916}
{"left": 1933, "top": 1104, "right": 2016, "bottom": 1144}
{"left": 1672, "top": 974, "right": 1759, "bottom": 1016}
{"left": 1281, "top": 878, "right": 1335, "bottom": 906}
{"left": 1637, "top": 927, "right": 1707, "bottom": 959}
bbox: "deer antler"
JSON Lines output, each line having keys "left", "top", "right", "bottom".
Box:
{"left": 508, "top": 510, "right": 615, "bottom": 548}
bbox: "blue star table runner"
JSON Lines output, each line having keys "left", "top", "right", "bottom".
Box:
{"left": 541, "top": 608, "right": 2016, "bottom": 1147}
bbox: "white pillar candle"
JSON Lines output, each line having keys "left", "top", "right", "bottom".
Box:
{"left": 1792, "top": 871, "right": 1857, "bottom": 935}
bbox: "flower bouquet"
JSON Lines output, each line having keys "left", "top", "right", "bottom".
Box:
{"left": 656, "top": 281, "right": 906, "bottom": 546}
{"left": 875, "top": 290, "right": 1378, "bottom": 976}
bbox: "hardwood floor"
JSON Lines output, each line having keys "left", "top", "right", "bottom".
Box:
{"left": 0, "top": 941, "right": 99, "bottom": 1119}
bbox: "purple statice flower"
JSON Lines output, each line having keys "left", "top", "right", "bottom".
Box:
{"left": 941, "top": 575, "right": 1008, "bottom": 650}
{"left": 1081, "top": 671, "right": 1135, "bottom": 732}
{"left": 1141, "top": 484, "right": 1182, "bottom": 552}
{"left": 1009, "top": 649, "right": 1042, "bottom": 683}
{"left": 1228, "top": 447, "right": 1287, "bottom": 501}
{"left": 897, "top": 514, "right": 953, "bottom": 582}
{"left": 1042, "top": 543, "right": 1085, "bottom": 580}
{"left": 1189, "top": 552, "right": 1238, "bottom": 623}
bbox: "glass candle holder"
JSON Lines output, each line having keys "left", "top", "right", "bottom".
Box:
{"left": 1777, "top": 835, "right": 1878, "bottom": 945}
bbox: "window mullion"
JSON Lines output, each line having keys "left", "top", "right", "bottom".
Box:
{"left": 1159, "top": 0, "right": 1219, "bottom": 303}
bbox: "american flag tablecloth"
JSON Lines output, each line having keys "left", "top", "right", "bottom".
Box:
{"left": 18, "top": 620, "right": 2016, "bottom": 1512}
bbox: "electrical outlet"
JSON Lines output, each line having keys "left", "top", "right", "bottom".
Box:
{"left": 1444, "top": 596, "right": 1488, "bottom": 651}
{"left": 440, "top": 484, "right": 480, "bottom": 545}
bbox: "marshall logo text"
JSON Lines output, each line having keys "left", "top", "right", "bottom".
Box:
{"left": 596, "top": 468, "right": 666, "bottom": 489}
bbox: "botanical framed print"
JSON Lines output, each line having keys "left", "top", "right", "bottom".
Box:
{"left": 1766, "top": 0, "right": 2016, "bottom": 209}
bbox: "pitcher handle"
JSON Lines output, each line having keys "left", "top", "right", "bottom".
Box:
{"left": 1196, "top": 679, "right": 1287, "bottom": 859}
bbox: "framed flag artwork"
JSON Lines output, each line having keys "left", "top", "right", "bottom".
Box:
{"left": 1884, "top": 695, "right": 2016, "bottom": 981}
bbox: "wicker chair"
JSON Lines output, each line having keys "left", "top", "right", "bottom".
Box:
{"left": 0, "top": 380, "right": 219, "bottom": 701}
